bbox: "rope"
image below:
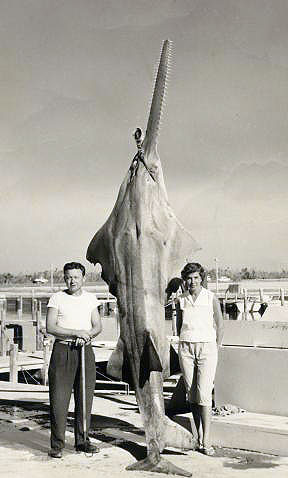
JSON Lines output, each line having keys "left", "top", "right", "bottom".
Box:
{"left": 96, "top": 369, "right": 114, "bottom": 382}
{"left": 20, "top": 367, "right": 41, "bottom": 385}
{"left": 20, "top": 368, "right": 29, "bottom": 385}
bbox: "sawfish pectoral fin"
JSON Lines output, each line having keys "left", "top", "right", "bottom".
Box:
{"left": 106, "top": 337, "right": 125, "bottom": 381}
{"left": 166, "top": 220, "right": 201, "bottom": 279}
{"left": 106, "top": 337, "right": 134, "bottom": 386}
{"left": 107, "top": 333, "right": 164, "bottom": 388}
{"left": 139, "top": 333, "right": 162, "bottom": 388}
{"left": 86, "top": 222, "right": 117, "bottom": 289}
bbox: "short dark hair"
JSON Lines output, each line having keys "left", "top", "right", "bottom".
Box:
{"left": 63, "top": 262, "right": 86, "bottom": 277}
{"left": 181, "top": 262, "right": 206, "bottom": 283}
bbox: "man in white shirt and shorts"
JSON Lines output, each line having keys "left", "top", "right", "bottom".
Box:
{"left": 46, "top": 262, "right": 102, "bottom": 458}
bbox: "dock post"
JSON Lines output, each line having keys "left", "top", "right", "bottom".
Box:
{"left": 243, "top": 288, "right": 248, "bottom": 320}
{"left": 99, "top": 302, "right": 104, "bottom": 319}
{"left": 259, "top": 288, "right": 264, "bottom": 302}
{"left": 171, "top": 294, "right": 177, "bottom": 336}
{"left": 115, "top": 306, "right": 120, "bottom": 337}
{"left": 9, "top": 343, "right": 18, "bottom": 383}
{"left": 222, "top": 298, "right": 227, "bottom": 319}
{"left": 0, "top": 300, "right": 7, "bottom": 356}
{"left": 223, "top": 291, "right": 228, "bottom": 320}
{"left": 36, "top": 299, "right": 43, "bottom": 351}
{"left": 17, "top": 296, "right": 23, "bottom": 321}
{"left": 41, "top": 339, "right": 50, "bottom": 386}
{"left": 32, "top": 298, "right": 37, "bottom": 323}
{"left": 280, "top": 288, "right": 285, "bottom": 306}
{"left": 106, "top": 288, "right": 110, "bottom": 316}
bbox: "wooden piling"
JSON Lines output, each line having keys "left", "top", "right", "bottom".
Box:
{"left": 99, "top": 302, "right": 105, "bottom": 319}
{"left": 16, "top": 296, "right": 23, "bottom": 321}
{"left": 32, "top": 298, "right": 37, "bottom": 323}
{"left": 259, "top": 288, "right": 264, "bottom": 302}
{"left": 171, "top": 294, "right": 177, "bottom": 336}
{"left": 222, "top": 298, "right": 227, "bottom": 319}
{"left": 36, "top": 299, "right": 43, "bottom": 351}
{"left": 280, "top": 288, "right": 285, "bottom": 306}
{"left": 41, "top": 339, "right": 50, "bottom": 386}
{"left": 9, "top": 343, "right": 18, "bottom": 383}
{"left": 0, "top": 300, "right": 7, "bottom": 356}
{"left": 115, "top": 306, "right": 120, "bottom": 337}
{"left": 243, "top": 288, "right": 248, "bottom": 319}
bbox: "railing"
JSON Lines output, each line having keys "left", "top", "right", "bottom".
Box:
{"left": 220, "top": 287, "right": 287, "bottom": 320}
{"left": 165, "top": 287, "right": 288, "bottom": 326}
{"left": 0, "top": 297, "right": 46, "bottom": 355}
{"left": 0, "top": 297, "right": 52, "bottom": 385}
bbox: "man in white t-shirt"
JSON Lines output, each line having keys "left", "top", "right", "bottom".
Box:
{"left": 46, "top": 262, "right": 102, "bottom": 458}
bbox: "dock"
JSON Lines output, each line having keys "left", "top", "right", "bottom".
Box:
{"left": 0, "top": 351, "right": 45, "bottom": 375}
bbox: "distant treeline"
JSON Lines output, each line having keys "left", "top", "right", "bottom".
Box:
{"left": 207, "top": 267, "right": 288, "bottom": 281}
{"left": 0, "top": 269, "right": 102, "bottom": 285}
{"left": 0, "top": 267, "right": 287, "bottom": 285}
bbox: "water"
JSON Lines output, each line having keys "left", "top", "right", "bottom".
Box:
{"left": 208, "top": 279, "right": 288, "bottom": 293}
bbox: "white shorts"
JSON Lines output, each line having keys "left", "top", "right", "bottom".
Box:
{"left": 178, "top": 341, "right": 218, "bottom": 406}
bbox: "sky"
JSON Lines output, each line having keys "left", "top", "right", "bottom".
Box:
{"left": 1, "top": 0, "right": 288, "bottom": 273}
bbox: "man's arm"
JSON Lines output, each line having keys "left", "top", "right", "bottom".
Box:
{"left": 46, "top": 307, "right": 91, "bottom": 342}
{"left": 213, "top": 295, "right": 224, "bottom": 346}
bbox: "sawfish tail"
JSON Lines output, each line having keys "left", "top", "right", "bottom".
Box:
{"left": 136, "top": 372, "right": 196, "bottom": 453}
{"left": 128, "top": 372, "right": 196, "bottom": 476}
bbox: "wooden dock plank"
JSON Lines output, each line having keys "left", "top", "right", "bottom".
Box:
{"left": 0, "top": 381, "right": 48, "bottom": 392}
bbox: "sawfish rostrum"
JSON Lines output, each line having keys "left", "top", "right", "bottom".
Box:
{"left": 87, "top": 40, "right": 200, "bottom": 476}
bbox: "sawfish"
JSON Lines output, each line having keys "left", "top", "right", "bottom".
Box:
{"left": 87, "top": 40, "right": 200, "bottom": 476}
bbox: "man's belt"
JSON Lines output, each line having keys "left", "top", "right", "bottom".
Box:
{"left": 55, "top": 339, "right": 75, "bottom": 345}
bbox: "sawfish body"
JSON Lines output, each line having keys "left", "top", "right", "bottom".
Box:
{"left": 87, "top": 40, "right": 200, "bottom": 476}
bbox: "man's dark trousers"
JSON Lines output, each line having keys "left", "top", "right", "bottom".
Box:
{"left": 48, "top": 341, "right": 96, "bottom": 451}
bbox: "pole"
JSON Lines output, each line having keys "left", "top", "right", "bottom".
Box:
{"left": 222, "top": 297, "right": 227, "bottom": 320}
{"left": 243, "top": 288, "right": 248, "bottom": 320}
{"left": 115, "top": 305, "right": 120, "bottom": 337}
{"left": 0, "top": 301, "right": 7, "bottom": 356}
{"left": 280, "top": 288, "right": 284, "bottom": 306}
{"left": 81, "top": 344, "right": 87, "bottom": 442}
{"left": 214, "top": 258, "right": 219, "bottom": 294}
{"left": 17, "top": 296, "right": 23, "bottom": 321}
{"left": 50, "top": 264, "right": 54, "bottom": 289}
{"left": 36, "top": 299, "right": 43, "bottom": 351}
{"left": 9, "top": 343, "right": 18, "bottom": 383}
{"left": 171, "top": 293, "right": 177, "bottom": 336}
{"left": 42, "top": 339, "right": 50, "bottom": 386}
{"left": 259, "top": 288, "right": 264, "bottom": 303}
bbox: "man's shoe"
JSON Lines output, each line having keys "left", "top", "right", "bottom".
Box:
{"left": 201, "top": 446, "right": 215, "bottom": 456}
{"left": 75, "top": 442, "right": 100, "bottom": 454}
{"left": 49, "top": 449, "right": 62, "bottom": 458}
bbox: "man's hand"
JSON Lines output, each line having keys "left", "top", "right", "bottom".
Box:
{"left": 75, "top": 338, "right": 86, "bottom": 347}
{"left": 76, "top": 330, "right": 91, "bottom": 341}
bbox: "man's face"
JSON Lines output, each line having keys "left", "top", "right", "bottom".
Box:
{"left": 64, "top": 268, "right": 84, "bottom": 294}
{"left": 185, "top": 271, "right": 202, "bottom": 293}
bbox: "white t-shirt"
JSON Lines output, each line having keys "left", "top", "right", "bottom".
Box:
{"left": 47, "top": 290, "right": 99, "bottom": 331}
{"left": 179, "top": 287, "right": 216, "bottom": 343}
